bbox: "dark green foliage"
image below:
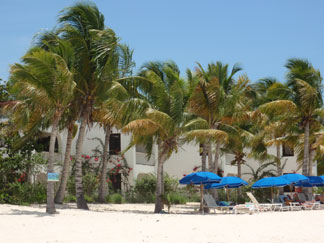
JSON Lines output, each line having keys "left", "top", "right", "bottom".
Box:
{"left": 134, "top": 174, "right": 156, "bottom": 202}
{"left": 107, "top": 193, "right": 123, "bottom": 204}
{"left": 0, "top": 182, "right": 46, "bottom": 205}
{"left": 82, "top": 173, "right": 98, "bottom": 197}
{"left": 133, "top": 173, "right": 198, "bottom": 204}
{"left": 63, "top": 194, "right": 76, "bottom": 203}
{"left": 168, "top": 192, "right": 187, "bottom": 204}
{"left": 67, "top": 173, "right": 98, "bottom": 197}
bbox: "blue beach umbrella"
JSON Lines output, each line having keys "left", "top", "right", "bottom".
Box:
{"left": 279, "top": 173, "right": 309, "bottom": 184}
{"left": 179, "top": 171, "right": 221, "bottom": 185}
{"left": 252, "top": 177, "right": 291, "bottom": 188}
{"left": 295, "top": 176, "right": 324, "bottom": 187}
{"left": 252, "top": 176, "right": 291, "bottom": 201}
{"left": 205, "top": 176, "right": 248, "bottom": 202}
{"left": 205, "top": 176, "right": 248, "bottom": 189}
{"left": 179, "top": 172, "right": 221, "bottom": 211}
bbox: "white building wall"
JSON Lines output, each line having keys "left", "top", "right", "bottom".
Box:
{"left": 53, "top": 125, "right": 317, "bottom": 185}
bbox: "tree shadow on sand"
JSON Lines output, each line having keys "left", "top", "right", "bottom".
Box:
{"left": 0, "top": 209, "right": 57, "bottom": 217}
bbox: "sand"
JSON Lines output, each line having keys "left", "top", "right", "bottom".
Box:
{"left": 1, "top": 203, "right": 324, "bottom": 243}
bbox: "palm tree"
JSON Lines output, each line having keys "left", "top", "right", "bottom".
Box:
{"left": 187, "top": 62, "right": 242, "bottom": 176}
{"left": 260, "top": 59, "right": 323, "bottom": 176}
{"left": 252, "top": 78, "right": 294, "bottom": 176}
{"left": 9, "top": 47, "right": 75, "bottom": 214}
{"left": 30, "top": 30, "right": 80, "bottom": 205}
{"left": 58, "top": 2, "right": 119, "bottom": 209}
{"left": 94, "top": 45, "right": 136, "bottom": 202}
{"left": 122, "top": 61, "right": 220, "bottom": 213}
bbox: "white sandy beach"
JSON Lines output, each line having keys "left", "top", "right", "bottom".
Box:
{"left": 1, "top": 203, "right": 324, "bottom": 243}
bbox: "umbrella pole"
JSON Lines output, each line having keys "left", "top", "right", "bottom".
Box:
{"left": 226, "top": 187, "right": 230, "bottom": 202}
{"left": 271, "top": 187, "right": 273, "bottom": 203}
{"left": 200, "top": 183, "right": 203, "bottom": 213}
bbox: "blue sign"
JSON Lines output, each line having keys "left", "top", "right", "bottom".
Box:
{"left": 47, "top": 173, "right": 59, "bottom": 182}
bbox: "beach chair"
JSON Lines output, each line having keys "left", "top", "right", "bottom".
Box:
{"left": 246, "top": 192, "right": 272, "bottom": 212}
{"left": 277, "top": 195, "right": 292, "bottom": 211}
{"left": 203, "top": 194, "right": 233, "bottom": 214}
{"left": 296, "top": 193, "right": 319, "bottom": 210}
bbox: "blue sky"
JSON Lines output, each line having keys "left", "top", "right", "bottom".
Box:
{"left": 1, "top": 0, "right": 324, "bottom": 83}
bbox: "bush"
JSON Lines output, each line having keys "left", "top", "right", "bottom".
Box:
{"left": 108, "top": 193, "right": 123, "bottom": 204}
{"left": 134, "top": 173, "right": 180, "bottom": 203}
{"left": 84, "top": 194, "right": 95, "bottom": 203}
{"left": 0, "top": 182, "right": 46, "bottom": 205}
{"left": 67, "top": 173, "right": 99, "bottom": 197}
{"left": 134, "top": 174, "right": 156, "bottom": 202}
{"left": 63, "top": 194, "right": 76, "bottom": 203}
{"left": 82, "top": 173, "right": 98, "bottom": 197}
{"left": 168, "top": 192, "right": 187, "bottom": 204}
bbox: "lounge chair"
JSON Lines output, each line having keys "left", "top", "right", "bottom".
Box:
{"left": 277, "top": 195, "right": 292, "bottom": 211}
{"left": 202, "top": 194, "right": 233, "bottom": 214}
{"left": 246, "top": 192, "right": 272, "bottom": 212}
{"left": 295, "top": 193, "right": 319, "bottom": 210}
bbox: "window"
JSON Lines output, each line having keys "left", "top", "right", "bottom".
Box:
{"left": 136, "top": 143, "right": 147, "bottom": 153}
{"left": 35, "top": 136, "right": 58, "bottom": 153}
{"left": 282, "top": 144, "right": 294, "bottom": 157}
{"left": 109, "top": 173, "right": 121, "bottom": 192}
{"left": 109, "top": 133, "right": 121, "bottom": 155}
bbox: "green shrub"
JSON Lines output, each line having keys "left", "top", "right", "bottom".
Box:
{"left": 134, "top": 173, "right": 180, "bottom": 203}
{"left": 83, "top": 173, "right": 98, "bottom": 197}
{"left": 108, "top": 193, "right": 123, "bottom": 204}
{"left": 168, "top": 192, "right": 187, "bottom": 204}
{"left": 134, "top": 174, "right": 156, "bottom": 202}
{"left": 84, "top": 194, "right": 95, "bottom": 203}
{"left": 0, "top": 182, "right": 46, "bottom": 205}
{"left": 63, "top": 194, "right": 76, "bottom": 203}
{"left": 67, "top": 173, "right": 99, "bottom": 197}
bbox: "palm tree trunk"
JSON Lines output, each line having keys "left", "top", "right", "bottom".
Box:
{"left": 276, "top": 144, "right": 284, "bottom": 194}
{"left": 303, "top": 121, "right": 310, "bottom": 176}
{"left": 308, "top": 148, "right": 315, "bottom": 176}
{"left": 97, "top": 125, "right": 111, "bottom": 203}
{"left": 74, "top": 114, "right": 89, "bottom": 210}
{"left": 211, "top": 141, "right": 221, "bottom": 200}
{"left": 207, "top": 143, "right": 213, "bottom": 170}
{"left": 201, "top": 143, "right": 207, "bottom": 171}
{"left": 276, "top": 144, "right": 282, "bottom": 176}
{"left": 213, "top": 141, "right": 221, "bottom": 173}
{"left": 237, "top": 159, "right": 242, "bottom": 196}
{"left": 154, "top": 144, "right": 167, "bottom": 213}
{"left": 55, "top": 122, "right": 74, "bottom": 204}
{"left": 46, "top": 115, "right": 60, "bottom": 214}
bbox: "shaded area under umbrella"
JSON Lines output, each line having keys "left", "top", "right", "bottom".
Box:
{"left": 205, "top": 176, "right": 248, "bottom": 202}
{"left": 252, "top": 177, "right": 291, "bottom": 201}
{"left": 295, "top": 176, "right": 324, "bottom": 187}
{"left": 278, "top": 173, "right": 309, "bottom": 184}
{"left": 179, "top": 172, "right": 221, "bottom": 212}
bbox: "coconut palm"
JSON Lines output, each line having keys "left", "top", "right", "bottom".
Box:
{"left": 252, "top": 78, "right": 295, "bottom": 176}
{"left": 122, "top": 61, "right": 224, "bottom": 213}
{"left": 9, "top": 47, "right": 75, "bottom": 214}
{"left": 93, "top": 44, "right": 137, "bottom": 202}
{"left": 58, "top": 2, "right": 119, "bottom": 209}
{"left": 187, "top": 62, "right": 243, "bottom": 175}
{"left": 260, "top": 59, "right": 323, "bottom": 176}
{"left": 30, "top": 30, "right": 80, "bottom": 205}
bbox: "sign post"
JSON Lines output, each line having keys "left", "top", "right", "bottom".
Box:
{"left": 47, "top": 172, "right": 59, "bottom": 182}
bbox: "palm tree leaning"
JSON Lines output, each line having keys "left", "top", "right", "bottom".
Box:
{"left": 30, "top": 29, "right": 80, "bottom": 205}
{"left": 58, "top": 2, "right": 118, "bottom": 209}
{"left": 123, "top": 61, "right": 205, "bottom": 213}
{"left": 9, "top": 47, "right": 75, "bottom": 214}
{"left": 187, "top": 62, "right": 242, "bottom": 177}
{"left": 260, "top": 59, "right": 323, "bottom": 176}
